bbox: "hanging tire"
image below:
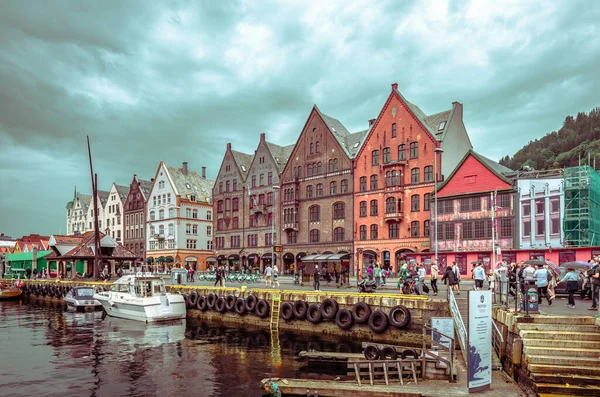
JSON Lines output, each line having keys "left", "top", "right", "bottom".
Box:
{"left": 280, "top": 302, "right": 294, "bottom": 321}
{"left": 215, "top": 297, "right": 227, "bottom": 313}
{"left": 245, "top": 295, "right": 258, "bottom": 312}
{"left": 368, "top": 310, "right": 389, "bottom": 334}
{"left": 206, "top": 293, "right": 217, "bottom": 309}
{"left": 234, "top": 298, "right": 247, "bottom": 315}
{"left": 352, "top": 302, "right": 371, "bottom": 324}
{"left": 196, "top": 295, "right": 208, "bottom": 311}
{"left": 335, "top": 308, "right": 354, "bottom": 331}
{"left": 389, "top": 305, "right": 411, "bottom": 329}
{"left": 292, "top": 300, "right": 308, "bottom": 320}
{"left": 255, "top": 299, "right": 270, "bottom": 318}
{"left": 183, "top": 294, "right": 189, "bottom": 308}
{"left": 47, "top": 286, "right": 55, "bottom": 298}
{"left": 225, "top": 295, "right": 237, "bottom": 311}
{"left": 320, "top": 298, "right": 338, "bottom": 321}
{"left": 364, "top": 345, "right": 380, "bottom": 360}
{"left": 306, "top": 303, "right": 322, "bottom": 324}
{"left": 381, "top": 346, "right": 398, "bottom": 360}
{"left": 189, "top": 291, "right": 198, "bottom": 307}
{"left": 401, "top": 349, "right": 419, "bottom": 360}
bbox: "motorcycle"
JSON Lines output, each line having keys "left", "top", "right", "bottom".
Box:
{"left": 358, "top": 279, "right": 377, "bottom": 293}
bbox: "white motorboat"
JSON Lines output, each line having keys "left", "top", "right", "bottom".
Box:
{"left": 64, "top": 286, "right": 102, "bottom": 311}
{"left": 94, "top": 273, "right": 186, "bottom": 323}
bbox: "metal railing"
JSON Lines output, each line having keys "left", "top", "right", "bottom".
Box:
{"left": 491, "top": 320, "right": 504, "bottom": 370}
{"left": 447, "top": 287, "right": 467, "bottom": 357}
{"left": 422, "top": 325, "right": 456, "bottom": 382}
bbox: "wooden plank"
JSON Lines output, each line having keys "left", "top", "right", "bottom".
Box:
{"left": 383, "top": 362, "right": 389, "bottom": 385}
{"left": 260, "top": 378, "right": 424, "bottom": 397}
{"left": 354, "top": 363, "right": 361, "bottom": 387}
{"left": 369, "top": 362, "right": 374, "bottom": 385}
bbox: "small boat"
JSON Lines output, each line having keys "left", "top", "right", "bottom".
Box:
{"left": 64, "top": 286, "right": 102, "bottom": 311}
{"left": 0, "top": 284, "right": 23, "bottom": 300}
{"left": 94, "top": 272, "right": 186, "bottom": 323}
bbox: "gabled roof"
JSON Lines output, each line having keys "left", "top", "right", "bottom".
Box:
{"left": 97, "top": 190, "right": 110, "bottom": 206}
{"left": 114, "top": 184, "right": 130, "bottom": 202}
{"left": 166, "top": 164, "right": 215, "bottom": 204}
{"left": 436, "top": 150, "right": 514, "bottom": 193}
{"left": 424, "top": 110, "right": 452, "bottom": 138}
{"left": 67, "top": 193, "right": 92, "bottom": 210}
{"left": 47, "top": 232, "right": 136, "bottom": 259}
{"left": 314, "top": 105, "right": 363, "bottom": 158}
{"left": 266, "top": 142, "right": 295, "bottom": 173}
{"left": 231, "top": 150, "right": 254, "bottom": 179}
{"left": 137, "top": 178, "right": 153, "bottom": 200}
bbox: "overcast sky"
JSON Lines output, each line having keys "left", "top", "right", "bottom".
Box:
{"left": 1, "top": 0, "right": 599, "bottom": 238}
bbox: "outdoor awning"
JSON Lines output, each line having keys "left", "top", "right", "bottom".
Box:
{"left": 301, "top": 254, "right": 349, "bottom": 262}
{"left": 206, "top": 257, "right": 217, "bottom": 262}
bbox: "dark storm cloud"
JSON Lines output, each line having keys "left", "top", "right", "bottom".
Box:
{"left": 1, "top": 0, "right": 599, "bottom": 237}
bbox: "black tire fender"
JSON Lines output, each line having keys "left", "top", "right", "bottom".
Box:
{"left": 368, "top": 310, "right": 389, "bottom": 334}
{"left": 245, "top": 295, "right": 258, "bottom": 312}
{"left": 280, "top": 302, "right": 294, "bottom": 321}
{"left": 196, "top": 295, "right": 208, "bottom": 311}
{"left": 206, "top": 293, "right": 217, "bottom": 309}
{"left": 364, "top": 345, "right": 380, "bottom": 360}
{"left": 255, "top": 299, "right": 270, "bottom": 318}
{"left": 189, "top": 291, "right": 198, "bottom": 307}
{"left": 381, "top": 346, "right": 398, "bottom": 360}
{"left": 234, "top": 298, "right": 247, "bottom": 315}
{"left": 306, "top": 303, "right": 322, "bottom": 324}
{"left": 401, "top": 349, "right": 419, "bottom": 360}
{"left": 292, "top": 300, "right": 308, "bottom": 320}
{"left": 335, "top": 308, "right": 354, "bottom": 331}
{"left": 225, "top": 295, "right": 237, "bottom": 311}
{"left": 389, "top": 305, "right": 411, "bottom": 329}
{"left": 320, "top": 298, "right": 338, "bottom": 321}
{"left": 215, "top": 297, "right": 227, "bottom": 313}
{"left": 352, "top": 301, "right": 371, "bottom": 324}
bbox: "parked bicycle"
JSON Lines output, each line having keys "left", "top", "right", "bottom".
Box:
{"left": 401, "top": 276, "right": 420, "bottom": 295}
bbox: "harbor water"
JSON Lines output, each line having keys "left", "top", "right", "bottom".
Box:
{"left": 0, "top": 300, "right": 360, "bottom": 397}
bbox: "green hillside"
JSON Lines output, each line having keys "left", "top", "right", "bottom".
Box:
{"left": 499, "top": 107, "right": 600, "bottom": 170}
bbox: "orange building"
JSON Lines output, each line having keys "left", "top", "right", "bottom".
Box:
{"left": 353, "top": 83, "right": 470, "bottom": 274}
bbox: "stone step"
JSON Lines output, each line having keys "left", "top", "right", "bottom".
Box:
{"left": 516, "top": 315, "right": 597, "bottom": 325}
{"left": 517, "top": 323, "right": 599, "bottom": 332}
{"left": 528, "top": 364, "right": 600, "bottom": 377}
{"left": 534, "top": 382, "right": 600, "bottom": 396}
{"left": 523, "top": 338, "right": 600, "bottom": 350}
{"left": 525, "top": 355, "right": 599, "bottom": 367}
{"left": 519, "top": 330, "right": 600, "bottom": 341}
{"left": 531, "top": 373, "right": 600, "bottom": 386}
{"left": 524, "top": 346, "right": 600, "bottom": 359}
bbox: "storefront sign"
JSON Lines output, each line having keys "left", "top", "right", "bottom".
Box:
{"left": 431, "top": 317, "right": 454, "bottom": 351}
{"left": 468, "top": 290, "right": 492, "bottom": 392}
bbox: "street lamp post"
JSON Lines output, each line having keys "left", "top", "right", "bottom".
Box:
{"left": 271, "top": 186, "right": 280, "bottom": 269}
{"left": 434, "top": 148, "right": 444, "bottom": 265}
{"left": 169, "top": 205, "right": 180, "bottom": 271}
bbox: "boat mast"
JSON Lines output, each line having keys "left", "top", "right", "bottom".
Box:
{"left": 87, "top": 136, "right": 102, "bottom": 280}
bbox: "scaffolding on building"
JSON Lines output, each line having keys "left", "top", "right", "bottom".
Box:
{"left": 563, "top": 166, "right": 600, "bottom": 247}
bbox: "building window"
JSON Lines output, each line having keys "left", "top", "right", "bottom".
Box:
{"left": 398, "top": 144, "right": 406, "bottom": 161}
{"left": 232, "top": 198, "right": 239, "bottom": 211}
{"left": 267, "top": 192, "right": 274, "bottom": 206}
{"left": 217, "top": 201, "right": 223, "bottom": 213}
{"left": 424, "top": 220, "right": 430, "bottom": 237}
{"left": 386, "top": 197, "right": 397, "bottom": 214}
{"left": 186, "top": 239, "right": 197, "bottom": 249}
{"left": 370, "top": 174, "right": 378, "bottom": 190}
{"left": 315, "top": 141, "right": 320, "bottom": 153}
{"left": 316, "top": 183, "right": 323, "bottom": 197}
{"left": 192, "top": 209, "right": 198, "bottom": 219}
{"left": 383, "top": 147, "right": 391, "bottom": 164}
{"left": 410, "top": 221, "right": 420, "bottom": 237}
{"left": 424, "top": 166, "right": 433, "bottom": 182}
{"left": 536, "top": 219, "right": 545, "bottom": 235}
{"left": 207, "top": 211, "right": 212, "bottom": 221}
{"left": 307, "top": 163, "right": 313, "bottom": 177}
{"left": 333, "top": 202, "right": 345, "bottom": 219}
{"left": 359, "top": 225, "right": 367, "bottom": 240}
{"left": 287, "top": 231, "right": 298, "bottom": 244}
{"left": 334, "top": 227, "right": 345, "bottom": 241}
{"left": 153, "top": 196, "right": 156, "bottom": 207}
{"left": 389, "top": 222, "right": 399, "bottom": 238}
{"left": 185, "top": 223, "right": 191, "bottom": 234}
{"left": 207, "top": 241, "right": 213, "bottom": 250}
{"left": 410, "top": 142, "right": 418, "bottom": 158}
{"left": 310, "top": 142, "right": 314, "bottom": 154}
{"left": 460, "top": 197, "right": 481, "bottom": 212}
{"left": 551, "top": 218, "right": 560, "bottom": 234}
{"left": 341, "top": 179, "right": 348, "bottom": 193}
{"left": 391, "top": 123, "right": 396, "bottom": 138}
{"left": 309, "top": 229, "right": 320, "bottom": 242}
{"left": 411, "top": 168, "right": 420, "bottom": 184}
{"left": 330, "top": 181, "right": 337, "bottom": 195}
{"left": 522, "top": 202, "right": 531, "bottom": 216}
{"left": 498, "top": 193, "right": 511, "bottom": 209}
{"left": 551, "top": 200, "right": 559, "bottom": 213}
{"left": 207, "top": 225, "right": 212, "bottom": 237}
{"left": 306, "top": 185, "right": 313, "bottom": 198}
{"left": 535, "top": 199, "right": 544, "bottom": 215}
{"left": 370, "top": 200, "right": 378, "bottom": 216}
{"left": 499, "top": 218, "right": 513, "bottom": 238}
{"left": 233, "top": 179, "right": 237, "bottom": 191}
{"left": 370, "top": 224, "right": 378, "bottom": 240}
{"left": 268, "top": 172, "right": 273, "bottom": 185}
{"left": 168, "top": 223, "right": 174, "bottom": 236}
{"left": 411, "top": 195, "right": 420, "bottom": 212}
{"left": 309, "top": 205, "right": 320, "bottom": 222}
{"left": 421, "top": 193, "right": 429, "bottom": 211}
{"left": 251, "top": 175, "right": 256, "bottom": 187}
{"left": 225, "top": 181, "right": 230, "bottom": 192}
{"left": 372, "top": 150, "right": 379, "bottom": 166}
{"left": 265, "top": 233, "right": 273, "bottom": 246}
{"left": 359, "top": 177, "right": 367, "bottom": 192}
{"left": 360, "top": 201, "right": 367, "bottom": 217}
{"left": 462, "top": 222, "right": 473, "bottom": 239}
{"left": 317, "top": 162, "right": 322, "bottom": 174}
{"left": 219, "top": 182, "right": 223, "bottom": 193}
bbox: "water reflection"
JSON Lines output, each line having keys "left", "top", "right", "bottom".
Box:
{"left": 0, "top": 300, "right": 358, "bottom": 397}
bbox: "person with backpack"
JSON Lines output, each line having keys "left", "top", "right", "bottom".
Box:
{"left": 589, "top": 261, "right": 600, "bottom": 310}
{"left": 533, "top": 263, "right": 552, "bottom": 305}
{"left": 560, "top": 267, "right": 580, "bottom": 308}
{"left": 374, "top": 264, "right": 382, "bottom": 287}
{"left": 451, "top": 262, "right": 461, "bottom": 295}
{"left": 441, "top": 265, "right": 458, "bottom": 296}
{"left": 313, "top": 264, "right": 321, "bottom": 292}
{"left": 430, "top": 261, "right": 439, "bottom": 296}
{"left": 473, "top": 263, "right": 486, "bottom": 291}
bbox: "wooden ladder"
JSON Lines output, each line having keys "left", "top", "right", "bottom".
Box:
{"left": 270, "top": 293, "right": 281, "bottom": 333}
{"left": 349, "top": 359, "right": 418, "bottom": 387}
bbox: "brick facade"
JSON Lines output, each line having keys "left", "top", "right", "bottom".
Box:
{"left": 123, "top": 175, "right": 153, "bottom": 261}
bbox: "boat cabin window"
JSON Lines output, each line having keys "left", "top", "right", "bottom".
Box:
{"left": 75, "top": 288, "right": 94, "bottom": 297}
{"left": 152, "top": 282, "right": 165, "bottom": 295}
{"left": 111, "top": 284, "right": 130, "bottom": 293}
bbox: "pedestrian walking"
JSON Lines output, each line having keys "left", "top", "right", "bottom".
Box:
{"left": 214, "top": 265, "right": 222, "bottom": 287}
{"left": 374, "top": 264, "right": 382, "bottom": 287}
{"left": 273, "top": 264, "right": 280, "bottom": 288}
{"left": 533, "top": 264, "right": 552, "bottom": 305}
{"left": 589, "top": 262, "right": 600, "bottom": 310}
{"left": 416, "top": 263, "right": 426, "bottom": 294}
{"left": 560, "top": 267, "right": 579, "bottom": 308}
{"left": 442, "top": 266, "right": 458, "bottom": 296}
{"left": 264, "top": 264, "right": 273, "bottom": 287}
{"left": 451, "top": 262, "right": 461, "bottom": 295}
{"left": 313, "top": 265, "right": 321, "bottom": 292}
{"left": 367, "top": 264, "right": 374, "bottom": 281}
{"left": 473, "top": 263, "right": 486, "bottom": 290}
{"left": 381, "top": 266, "right": 387, "bottom": 286}
{"left": 430, "top": 262, "right": 439, "bottom": 296}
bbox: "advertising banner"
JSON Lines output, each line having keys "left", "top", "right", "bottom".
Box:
{"left": 468, "top": 290, "right": 492, "bottom": 392}
{"left": 431, "top": 317, "right": 454, "bottom": 350}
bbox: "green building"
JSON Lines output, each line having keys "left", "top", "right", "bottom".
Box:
{"left": 564, "top": 165, "right": 600, "bottom": 246}
{"left": 7, "top": 250, "right": 55, "bottom": 277}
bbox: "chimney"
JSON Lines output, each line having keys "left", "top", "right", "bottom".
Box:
{"left": 202, "top": 166, "right": 206, "bottom": 179}
{"left": 182, "top": 162, "right": 188, "bottom": 175}
{"left": 391, "top": 82, "right": 398, "bottom": 90}
{"left": 260, "top": 133, "right": 265, "bottom": 142}
{"left": 369, "top": 119, "right": 376, "bottom": 127}
{"left": 151, "top": 178, "right": 155, "bottom": 183}
{"left": 227, "top": 143, "right": 231, "bottom": 151}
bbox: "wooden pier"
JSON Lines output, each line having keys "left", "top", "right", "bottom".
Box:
{"left": 260, "top": 378, "right": 423, "bottom": 397}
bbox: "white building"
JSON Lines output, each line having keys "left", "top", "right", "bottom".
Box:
{"left": 516, "top": 171, "right": 565, "bottom": 250}
{"left": 146, "top": 161, "right": 214, "bottom": 271}
{"left": 104, "top": 183, "right": 129, "bottom": 243}
{"left": 66, "top": 187, "right": 91, "bottom": 235}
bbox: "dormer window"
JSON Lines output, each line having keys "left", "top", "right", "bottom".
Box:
{"left": 185, "top": 183, "right": 191, "bottom": 189}
{"left": 190, "top": 195, "right": 196, "bottom": 202}
{"left": 438, "top": 121, "right": 446, "bottom": 131}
